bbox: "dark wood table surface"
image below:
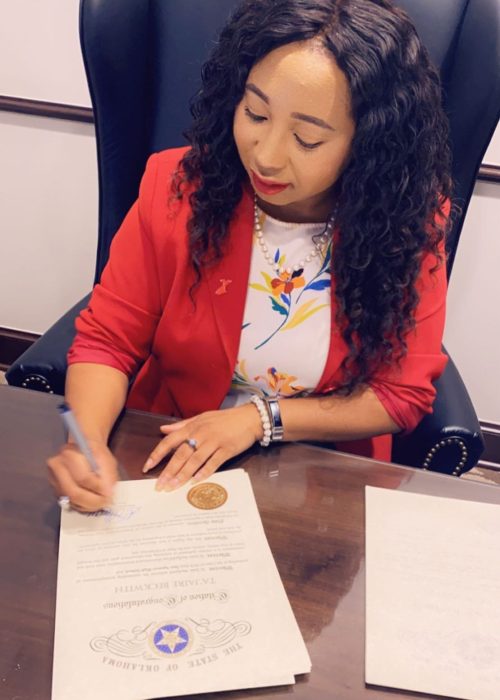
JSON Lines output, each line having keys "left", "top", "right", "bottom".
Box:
{"left": 2, "top": 384, "right": 500, "bottom": 700}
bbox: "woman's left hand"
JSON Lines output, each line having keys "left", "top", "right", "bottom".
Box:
{"left": 142, "top": 404, "right": 263, "bottom": 490}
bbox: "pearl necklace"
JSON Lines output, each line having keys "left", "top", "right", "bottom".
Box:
{"left": 254, "top": 198, "right": 337, "bottom": 275}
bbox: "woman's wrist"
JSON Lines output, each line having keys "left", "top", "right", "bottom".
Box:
{"left": 249, "top": 396, "right": 271, "bottom": 445}
{"left": 66, "top": 433, "right": 109, "bottom": 449}
{"left": 265, "top": 398, "right": 284, "bottom": 442}
{"left": 248, "top": 395, "right": 286, "bottom": 447}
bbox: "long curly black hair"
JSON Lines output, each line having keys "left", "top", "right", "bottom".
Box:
{"left": 176, "top": 0, "right": 453, "bottom": 393}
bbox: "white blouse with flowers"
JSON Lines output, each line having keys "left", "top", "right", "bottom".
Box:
{"left": 221, "top": 209, "right": 332, "bottom": 408}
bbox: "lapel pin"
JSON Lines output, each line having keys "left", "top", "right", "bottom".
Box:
{"left": 215, "top": 278, "right": 232, "bottom": 295}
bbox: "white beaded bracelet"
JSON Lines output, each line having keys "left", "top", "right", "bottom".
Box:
{"left": 250, "top": 395, "right": 272, "bottom": 447}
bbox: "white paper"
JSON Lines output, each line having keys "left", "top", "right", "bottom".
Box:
{"left": 52, "top": 470, "right": 310, "bottom": 699}
{"left": 365, "top": 486, "right": 500, "bottom": 700}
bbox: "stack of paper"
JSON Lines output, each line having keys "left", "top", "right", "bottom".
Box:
{"left": 52, "top": 469, "right": 310, "bottom": 699}
{"left": 365, "top": 486, "right": 500, "bottom": 700}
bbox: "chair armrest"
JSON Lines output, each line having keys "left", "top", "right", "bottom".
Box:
{"left": 6, "top": 294, "right": 91, "bottom": 396}
{"left": 392, "top": 350, "right": 484, "bottom": 475}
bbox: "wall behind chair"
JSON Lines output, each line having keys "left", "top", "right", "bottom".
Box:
{"left": 0, "top": 0, "right": 91, "bottom": 106}
{"left": 0, "top": 0, "right": 499, "bottom": 424}
{"left": 444, "top": 125, "right": 500, "bottom": 425}
{"left": 0, "top": 0, "right": 97, "bottom": 334}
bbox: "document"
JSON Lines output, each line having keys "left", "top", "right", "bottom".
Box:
{"left": 52, "top": 470, "right": 310, "bottom": 699}
{"left": 365, "top": 486, "right": 500, "bottom": 700}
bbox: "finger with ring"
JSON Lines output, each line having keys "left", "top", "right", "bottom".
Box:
{"left": 58, "top": 495, "right": 71, "bottom": 510}
{"left": 156, "top": 444, "right": 211, "bottom": 491}
{"left": 48, "top": 463, "right": 109, "bottom": 512}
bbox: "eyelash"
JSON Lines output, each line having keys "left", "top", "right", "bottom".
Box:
{"left": 295, "top": 134, "right": 322, "bottom": 151}
{"left": 244, "top": 107, "right": 266, "bottom": 123}
{"left": 243, "top": 107, "right": 323, "bottom": 151}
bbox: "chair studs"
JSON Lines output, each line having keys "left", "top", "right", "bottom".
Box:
{"left": 21, "top": 374, "right": 53, "bottom": 394}
{"left": 421, "top": 436, "right": 469, "bottom": 476}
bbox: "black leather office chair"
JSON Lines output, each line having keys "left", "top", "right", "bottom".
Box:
{"left": 7, "top": 0, "right": 500, "bottom": 475}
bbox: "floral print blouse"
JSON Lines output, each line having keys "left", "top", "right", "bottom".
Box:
{"left": 221, "top": 209, "right": 332, "bottom": 408}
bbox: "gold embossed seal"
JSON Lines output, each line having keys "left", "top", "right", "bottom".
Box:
{"left": 187, "top": 483, "right": 228, "bottom": 510}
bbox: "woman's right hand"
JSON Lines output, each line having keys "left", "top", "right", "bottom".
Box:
{"left": 47, "top": 441, "right": 119, "bottom": 512}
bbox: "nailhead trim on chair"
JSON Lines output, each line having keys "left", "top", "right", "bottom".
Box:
{"left": 21, "top": 374, "right": 54, "bottom": 394}
{"left": 422, "top": 437, "right": 468, "bottom": 476}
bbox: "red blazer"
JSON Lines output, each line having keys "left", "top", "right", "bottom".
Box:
{"left": 68, "top": 147, "right": 448, "bottom": 461}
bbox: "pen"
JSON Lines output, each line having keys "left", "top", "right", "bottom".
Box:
{"left": 57, "top": 402, "right": 100, "bottom": 475}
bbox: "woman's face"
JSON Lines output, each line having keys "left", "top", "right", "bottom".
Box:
{"left": 233, "top": 40, "right": 355, "bottom": 222}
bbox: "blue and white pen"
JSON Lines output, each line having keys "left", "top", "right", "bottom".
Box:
{"left": 57, "top": 402, "right": 100, "bottom": 508}
{"left": 58, "top": 402, "right": 100, "bottom": 473}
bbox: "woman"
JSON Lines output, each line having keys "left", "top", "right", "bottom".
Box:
{"left": 48, "top": 0, "right": 451, "bottom": 511}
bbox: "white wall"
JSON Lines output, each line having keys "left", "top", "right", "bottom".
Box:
{"left": 0, "top": 0, "right": 91, "bottom": 106}
{"left": 483, "top": 122, "right": 500, "bottom": 164}
{"left": 0, "top": 0, "right": 97, "bottom": 334}
{"left": 0, "top": 1, "right": 499, "bottom": 424}
{"left": 444, "top": 125, "right": 500, "bottom": 424}
{"left": 0, "top": 111, "right": 98, "bottom": 333}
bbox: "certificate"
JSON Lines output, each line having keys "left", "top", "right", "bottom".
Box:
{"left": 365, "top": 486, "right": 500, "bottom": 700}
{"left": 52, "top": 469, "right": 310, "bottom": 699}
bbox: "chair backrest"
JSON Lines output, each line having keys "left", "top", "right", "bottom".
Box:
{"left": 80, "top": 0, "right": 500, "bottom": 282}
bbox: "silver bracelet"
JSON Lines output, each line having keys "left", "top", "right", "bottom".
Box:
{"left": 266, "top": 398, "right": 284, "bottom": 441}
{"left": 250, "top": 395, "right": 272, "bottom": 447}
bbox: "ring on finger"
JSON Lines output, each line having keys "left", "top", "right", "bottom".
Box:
{"left": 185, "top": 438, "right": 198, "bottom": 450}
{"left": 58, "top": 495, "right": 71, "bottom": 511}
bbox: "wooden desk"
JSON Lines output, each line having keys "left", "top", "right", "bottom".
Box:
{"left": 1, "top": 384, "right": 499, "bottom": 700}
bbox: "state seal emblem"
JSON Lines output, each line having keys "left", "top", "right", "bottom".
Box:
{"left": 150, "top": 622, "right": 192, "bottom": 656}
{"left": 187, "top": 483, "right": 228, "bottom": 510}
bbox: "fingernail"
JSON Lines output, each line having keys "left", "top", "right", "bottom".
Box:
{"left": 162, "top": 477, "right": 179, "bottom": 492}
{"left": 103, "top": 483, "right": 114, "bottom": 498}
{"left": 155, "top": 474, "right": 170, "bottom": 491}
{"left": 143, "top": 457, "right": 154, "bottom": 473}
{"left": 157, "top": 476, "right": 179, "bottom": 491}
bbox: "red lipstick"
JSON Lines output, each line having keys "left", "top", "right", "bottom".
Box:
{"left": 251, "top": 170, "right": 290, "bottom": 195}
